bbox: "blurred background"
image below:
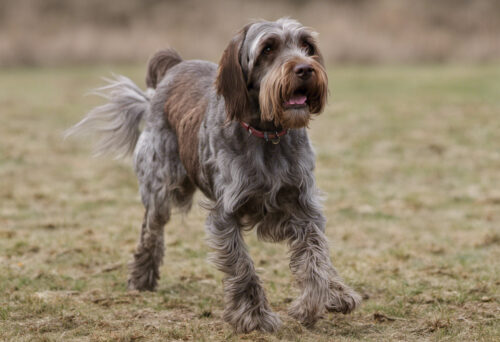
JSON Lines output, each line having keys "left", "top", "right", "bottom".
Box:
{"left": 1, "top": 0, "right": 500, "bottom": 67}
{"left": 1, "top": 1, "right": 500, "bottom": 341}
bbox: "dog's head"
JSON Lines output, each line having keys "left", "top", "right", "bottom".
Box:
{"left": 216, "top": 18, "right": 328, "bottom": 129}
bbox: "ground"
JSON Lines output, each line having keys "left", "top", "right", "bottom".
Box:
{"left": 0, "top": 64, "right": 499, "bottom": 341}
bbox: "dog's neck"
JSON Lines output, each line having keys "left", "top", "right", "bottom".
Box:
{"left": 245, "top": 92, "right": 284, "bottom": 132}
{"left": 247, "top": 116, "right": 283, "bottom": 132}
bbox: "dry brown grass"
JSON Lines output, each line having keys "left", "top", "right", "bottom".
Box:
{"left": 1, "top": 0, "right": 500, "bottom": 66}
{"left": 0, "top": 64, "right": 499, "bottom": 341}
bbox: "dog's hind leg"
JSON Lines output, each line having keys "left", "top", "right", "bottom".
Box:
{"left": 128, "top": 203, "right": 168, "bottom": 291}
{"left": 127, "top": 126, "right": 183, "bottom": 291}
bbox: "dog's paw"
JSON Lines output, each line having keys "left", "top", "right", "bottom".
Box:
{"left": 127, "top": 275, "right": 157, "bottom": 292}
{"left": 288, "top": 298, "right": 324, "bottom": 327}
{"left": 127, "top": 248, "right": 162, "bottom": 291}
{"left": 325, "top": 283, "right": 362, "bottom": 314}
{"left": 225, "top": 305, "right": 282, "bottom": 333}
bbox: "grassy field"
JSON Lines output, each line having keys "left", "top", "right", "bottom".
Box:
{"left": 0, "top": 64, "right": 499, "bottom": 341}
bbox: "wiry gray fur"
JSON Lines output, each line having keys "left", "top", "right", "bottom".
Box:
{"left": 65, "top": 75, "right": 153, "bottom": 158}
{"left": 67, "top": 18, "right": 361, "bottom": 334}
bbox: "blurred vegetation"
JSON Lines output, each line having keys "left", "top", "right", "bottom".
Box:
{"left": 1, "top": 0, "right": 500, "bottom": 66}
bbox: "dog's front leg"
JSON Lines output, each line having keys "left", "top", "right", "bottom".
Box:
{"left": 206, "top": 210, "right": 281, "bottom": 333}
{"left": 287, "top": 216, "right": 361, "bottom": 326}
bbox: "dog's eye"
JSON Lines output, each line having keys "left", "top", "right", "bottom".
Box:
{"left": 302, "top": 41, "right": 315, "bottom": 55}
{"left": 262, "top": 45, "right": 273, "bottom": 55}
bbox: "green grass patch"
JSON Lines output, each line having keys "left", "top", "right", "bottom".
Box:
{"left": 0, "top": 64, "right": 499, "bottom": 341}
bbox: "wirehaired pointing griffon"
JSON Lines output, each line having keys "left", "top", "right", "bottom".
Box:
{"left": 67, "top": 18, "right": 361, "bottom": 333}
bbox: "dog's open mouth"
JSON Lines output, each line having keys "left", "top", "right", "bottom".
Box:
{"left": 284, "top": 90, "right": 307, "bottom": 109}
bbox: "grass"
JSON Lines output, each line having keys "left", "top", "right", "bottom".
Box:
{"left": 0, "top": 63, "right": 499, "bottom": 341}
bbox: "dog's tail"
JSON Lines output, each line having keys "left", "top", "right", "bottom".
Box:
{"left": 65, "top": 75, "right": 152, "bottom": 158}
{"left": 145, "top": 48, "right": 182, "bottom": 89}
{"left": 65, "top": 49, "right": 182, "bottom": 158}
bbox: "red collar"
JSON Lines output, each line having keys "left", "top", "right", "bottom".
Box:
{"left": 240, "top": 121, "right": 289, "bottom": 144}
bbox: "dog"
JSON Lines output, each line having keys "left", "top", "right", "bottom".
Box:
{"left": 67, "top": 18, "right": 361, "bottom": 333}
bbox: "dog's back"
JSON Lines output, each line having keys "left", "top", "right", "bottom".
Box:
{"left": 159, "top": 61, "right": 216, "bottom": 185}
{"left": 146, "top": 50, "right": 218, "bottom": 187}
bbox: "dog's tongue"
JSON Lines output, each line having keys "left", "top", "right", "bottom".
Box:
{"left": 285, "top": 95, "right": 307, "bottom": 106}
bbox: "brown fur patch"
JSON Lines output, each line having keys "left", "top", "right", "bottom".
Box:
{"left": 215, "top": 24, "right": 251, "bottom": 122}
{"left": 163, "top": 72, "right": 208, "bottom": 184}
{"left": 146, "top": 49, "right": 183, "bottom": 88}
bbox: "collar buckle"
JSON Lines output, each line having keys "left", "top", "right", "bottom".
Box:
{"left": 271, "top": 131, "right": 280, "bottom": 144}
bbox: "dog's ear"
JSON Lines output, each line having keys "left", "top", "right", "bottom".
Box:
{"left": 216, "top": 25, "right": 251, "bottom": 122}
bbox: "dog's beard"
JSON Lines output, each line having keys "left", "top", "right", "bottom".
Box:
{"left": 259, "top": 58, "right": 328, "bottom": 129}
{"left": 279, "top": 106, "right": 311, "bottom": 129}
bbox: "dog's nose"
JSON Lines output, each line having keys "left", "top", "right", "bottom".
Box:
{"left": 294, "top": 64, "right": 314, "bottom": 80}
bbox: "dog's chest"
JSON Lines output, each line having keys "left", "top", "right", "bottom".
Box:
{"left": 231, "top": 144, "right": 309, "bottom": 209}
